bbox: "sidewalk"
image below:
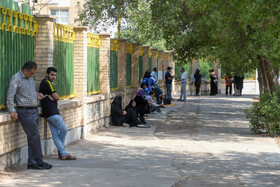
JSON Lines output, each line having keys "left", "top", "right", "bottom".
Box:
{"left": 1, "top": 95, "right": 280, "bottom": 187}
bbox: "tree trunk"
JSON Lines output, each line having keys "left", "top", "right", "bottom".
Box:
{"left": 257, "top": 55, "right": 278, "bottom": 93}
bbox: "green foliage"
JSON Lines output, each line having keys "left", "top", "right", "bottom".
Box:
{"left": 245, "top": 87, "right": 280, "bottom": 134}
{"left": 199, "top": 62, "right": 213, "bottom": 80}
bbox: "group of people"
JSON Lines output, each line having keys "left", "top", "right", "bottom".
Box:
{"left": 111, "top": 66, "right": 176, "bottom": 128}
{"left": 208, "top": 69, "right": 245, "bottom": 96}
{"left": 225, "top": 74, "right": 245, "bottom": 96}
{"left": 7, "top": 61, "right": 76, "bottom": 170}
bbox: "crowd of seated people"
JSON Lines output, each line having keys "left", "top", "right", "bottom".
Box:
{"left": 111, "top": 69, "right": 171, "bottom": 128}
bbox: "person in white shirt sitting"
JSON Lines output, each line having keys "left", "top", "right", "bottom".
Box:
{"left": 145, "top": 91, "right": 163, "bottom": 113}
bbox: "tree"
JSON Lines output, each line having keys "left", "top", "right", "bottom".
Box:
{"left": 149, "top": 0, "right": 280, "bottom": 93}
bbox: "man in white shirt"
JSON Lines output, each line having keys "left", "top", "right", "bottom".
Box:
{"left": 178, "top": 67, "right": 187, "bottom": 101}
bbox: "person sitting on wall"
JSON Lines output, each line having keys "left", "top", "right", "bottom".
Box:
{"left": 141, "top": 70, "right": 155, "bottom": 96}
{"left": 145, "top": 91, "right": 162, "bottom": 113}
{"left": 134, "top": 88, "right": 150, "bottom": 124}
{"left": 39, "top": 67, "right": 76, "bottom": 160}
{"left": 111, "top": 96, "right": 139, "bottom": 127}
{"left": 151, "top": 67, "right": 163, "bottom": 104}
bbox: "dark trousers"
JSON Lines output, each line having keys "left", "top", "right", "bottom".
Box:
{"left": 17, "top": 108, "right": 43, "bottom": 165}
{"left": 196, "top": 85, "right": 200, "bottom": 95}
{"left": 226, "top": 85, "right": 232, "bottom": 95}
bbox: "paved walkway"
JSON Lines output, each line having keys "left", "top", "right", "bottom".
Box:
{"left": 1, "top": 95, "right": 280, "bottom": 187}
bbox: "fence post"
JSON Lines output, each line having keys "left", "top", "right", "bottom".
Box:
{"left": 117, "top": 39, "right": 127, "bottom": 105}
{"left": 99, "top": 34, "right": 111, "bottom": 123}
{"left": 73, "top": 26, "right": 88, "bottom": 137}
{"left": 158, "top": 50, "right": 164, "bottom": 83}
{"left": 132, "top": 43, "right": 140, "bottom": 88}
{"left": 142, "top": 46, "right": 149, "bottom": 73}
{"left": 34, "top": 15, "right": 55, "bottom": 89}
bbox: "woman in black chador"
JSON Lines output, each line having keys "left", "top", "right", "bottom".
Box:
{"left": 194, "top": 69, "right": 202, "bottom": 96}
{"left": 209, "top": 69, "right": 218, "bottom": 95}
{"left": 111, "top": 96, "right": 139, "bottom": 127}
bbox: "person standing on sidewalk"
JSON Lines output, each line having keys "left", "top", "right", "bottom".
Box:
{"left": 39, "top": 67, "right": 76, "bottom": 160}
{"left": 194, "top": 69, "right": 202, "bottom": 96}
{"left": 225, "top": 73, "right": 232, "bottom": 95}
{"left": 177, "top": 67, "right": 187, "bottom": 101}
{"left": 165, "top": 66, "right": 174, "bottom": 100}
{"left": 151, "top": 67, "right": 163, "bottom": 104}
{"left": 7, "top": 61, "right": 52, "bottom": 170}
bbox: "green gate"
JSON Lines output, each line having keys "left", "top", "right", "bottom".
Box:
{"left": 110, "top": 39, "right": 119, "bottom": 91}
{"left": 126, "top": 43, "right": 132, "bottom": 87}
{"left": 53, "top": 23, "right": 75, "bottom": 99}
{"left": 0, "top": 1, "right": 38, "bottom": 109}
{"left": 87, "top": 33, "right": 101, "bottom": 95}
{"left": 148, "top": 49, "right": 152, "bottom": 71}
{"left": 138, "top": 47, "right": 143, "bottom": 84}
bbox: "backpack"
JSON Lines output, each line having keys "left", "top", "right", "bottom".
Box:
{"left": 164, "top": 98, "right": 171, "bottom": 105}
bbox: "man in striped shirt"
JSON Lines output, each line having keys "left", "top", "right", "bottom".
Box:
{"left": 7, "top": 61, "right": 52, "bottom": 170}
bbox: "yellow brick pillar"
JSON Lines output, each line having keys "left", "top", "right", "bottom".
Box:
{"left": 73, "top": 27, "right": 88, "bottom": 101}
{"left": 99, "top": 34, "right": 111, "bottom": 120}
{"left": 142, "top": 46, "right": 150, "bottom": 73}
{"left": 117, "top": 39, "right": 127, "bottom": 91}
{"left": 73, "top": 26, "right": 88, "bottom": 136}
{"left": 132, "top": 43, "right": 140, "bottom": 88}
{"left": 34, "top": 15, "right": 55, "bottom": 89}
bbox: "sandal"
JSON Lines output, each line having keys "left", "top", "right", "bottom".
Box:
{"left": 60, "top": 154, "right": 76, "bottom": 160}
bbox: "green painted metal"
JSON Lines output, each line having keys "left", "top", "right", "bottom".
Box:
{"left": 126, "top": 53, "right": 132, "bottom": 86}
{"left": 87, "top": 47, "right": 100, "bottom": 94}
{"left": 138, "top": 55, "right": 143, "bottom": 84}
{"left": 0, "top": 0, "right": 35, "bottom": 109}
{"left": 110, "top": 51, "right": 118, "bottom": 89}
{"left": 53, "top": 40, "right": 74, "bottom": 98}
{"left": 148, "top": 57, "right": 152, "bottom": 71}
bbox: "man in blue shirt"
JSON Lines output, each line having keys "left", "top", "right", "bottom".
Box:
{"left": 150, "top": 67, "right": 163, "bottom": 104}
{"left": 165, "top": 66, "right": 174, "bottom": 100}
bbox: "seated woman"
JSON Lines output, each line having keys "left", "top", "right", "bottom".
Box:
{"left": 141, "top": 70, "right": 155, "bottom": 97}
{"left": 134, "top": 88, "right": 150, "bottom": 124}
{"left": 111, "top": 96, "right": 139, "bottom": 127}
{"left": 124, "top": 100, "right": 140, "bottom": 126}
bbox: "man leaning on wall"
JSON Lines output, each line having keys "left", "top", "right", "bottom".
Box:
{"left": 39, "top": 67, "right": 76, "bottom": 161}
{"left": 7, "top": 61, "right": 52, "bottom": 170}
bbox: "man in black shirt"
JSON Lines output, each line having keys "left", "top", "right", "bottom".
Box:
{"left": 165, "top": 66, "right": 174, "bottom": 100}
{"left": 39, "top": 67, "right": 76, "bottom": 160}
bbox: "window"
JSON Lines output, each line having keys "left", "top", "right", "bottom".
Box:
{"left": 50, "top": 9, "right": 69, "bottom": 24}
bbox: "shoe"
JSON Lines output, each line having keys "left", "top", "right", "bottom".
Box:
{"left": 159, "top": 106, "right": 165, "bottom": 108}
{"left": 27, "top": 164, "right": 45, "bottom": 170}
{"left": 122, "top": 123, "right": 130, "bottom": 127}
{"left": 38, "top": 162, "right": 52, "bottom": 169}
{"left": 60, "top": 154, "right": 77, "bottom": 160}
{"left": 177, "top": 99, "right": 182, "bottom": 101}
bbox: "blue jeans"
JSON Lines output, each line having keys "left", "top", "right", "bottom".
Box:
{"left": 47, "top": 115, "right": 68, "bottom": 156}
{"left": 166, "top": 84, "right": 172, "bottom": 99}
{"left": 155, "top": 86, "right": 163, "bottom": 104}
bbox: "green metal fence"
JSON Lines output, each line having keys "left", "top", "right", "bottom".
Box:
{"left": 53, "top": 23, "right": 75, "bottom": 99}
{"left": 110, "top": 39, "right": 119, "bottom": 91}
{"left": 126, "top": 43, "right": 132, "bottom": 87}
{"left": 0, "top": 1, "right": 38, "bottom": 109}
{"left": 148, "top": 57, "right": 152, "bottom": 71}
{"left": 138, "top": 56, "right": 143, "bottom": 84}
{"left": 87, "top": 33, "right": 101, "bottom": 95}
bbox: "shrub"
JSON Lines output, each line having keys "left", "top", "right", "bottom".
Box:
{"left": 245, "top": 87, "right": 280, "bottom": 134}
